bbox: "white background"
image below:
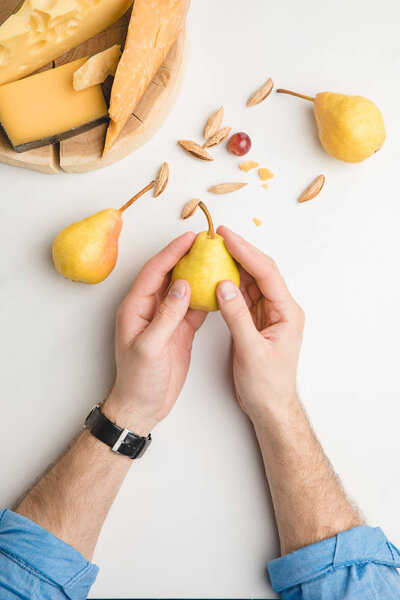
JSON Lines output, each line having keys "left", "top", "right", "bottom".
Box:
{"left": 1, "top": 0, "right": 400, "bottom": 597}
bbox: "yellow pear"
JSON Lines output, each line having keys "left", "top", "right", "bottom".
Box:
{"left": 53, "top": 209, "right": 122, "bottom": 284}
{"left": 52, "top": 181, "right": 154, "bottom": 284}
{"left": 277, "top": 88, "right": 385, "bottom": 163}
{"left": 172, "top": 202, "right": 240, "bottom": 311}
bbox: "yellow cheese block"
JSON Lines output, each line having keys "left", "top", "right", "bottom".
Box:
{"left": 103, "top": 0, "right": 189, "bottom": 155}
{"left": 0, "top": 0, "right": 133, "bottom": 86}
{"left": 0, "top": 58, "right": 108, "bottom": 152}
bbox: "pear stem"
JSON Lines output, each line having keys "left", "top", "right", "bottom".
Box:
{"left": 276, "top": 88, "right": 315, "bottom": 102}
{"left": 198, "top": 201, "right": 215, "bottom": 239}
{"left": 119, "top": 181, "right": 155, "bottom": 213}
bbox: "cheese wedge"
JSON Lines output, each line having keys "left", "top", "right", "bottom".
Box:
{"left": 0, "top": 58, "right": 108, "bottom": 153}
{"left": 103, "top": 0, "right": 189, "bottom": 155}
{"left": 0, "top": 0, "right": 133, "bottom": 86}
{"left": 73, "top": 45, "right": 122, "bottom": 91}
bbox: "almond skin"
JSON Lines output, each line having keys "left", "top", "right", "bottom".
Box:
{"left": 178, "top": 140, "right": 214, "bottom": 161}
{"left": 182, "top": 198, "right": 200, "bottom": 219}
{"left": 247, "top": 78, "right": 274, "bottom": 106}
{"left": 153, "top": 162, "right": 169, "bottom": 197}
{"left": 204, "top": 106, "right": 224, "bottom": 139}
{"left": 208, "top": 182, "right": 247, "bottom": 194}
{"left": 298, "top": 174, "right": 325, "bottom": 203}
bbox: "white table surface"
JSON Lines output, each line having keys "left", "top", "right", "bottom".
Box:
{"left": 1, "top": 0, "right": 400, "bottom": 597}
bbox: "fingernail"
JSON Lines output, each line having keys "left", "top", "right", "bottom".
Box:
{"left": 170, "top": 279, "right": 186, "bottom": 299}
{"left": 219, "top": 281, "right": 238, "bottom": 301}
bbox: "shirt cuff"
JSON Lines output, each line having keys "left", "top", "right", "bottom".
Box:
{"left": 0, "top": 509, "right": 99, "bottom": 600}
{"left": 267, "top": 525, "right": 400, "bottom": 593}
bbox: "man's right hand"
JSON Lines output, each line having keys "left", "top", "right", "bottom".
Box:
{"left": 216, "top": 226, "right": 305, "bottom": 425}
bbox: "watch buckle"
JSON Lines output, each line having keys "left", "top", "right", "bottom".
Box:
{"left": 111, "top": 428, "right": 130, "bottom": 454}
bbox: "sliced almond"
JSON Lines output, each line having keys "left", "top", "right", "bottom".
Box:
{"left": 208, "top": 182, "right": 247, "bottom": 194}
{"left": 203, "top": 126, "right": 232, "bottom": 148}
{"left": 204, "top": 106, "right": 224, "bottom": 139}
{"left": 247, "top": 78, "right": 274, "bottom": 107}
{"left": 298, "top": 174, "right": 325, "bottom": 203}
{"left": 253, "top": 217, "right": 263, "bottom": 227}
{"left": 239, "top": 160, "right": 259, "bottom": 172}
{"left": 182, "top": 198, "right": 200, "bottom": 219}
{"left": 153, "top": 162, "right": 169, "bottom": 197}
{"left": 178, "top": 140, "right": 214, "bottom": 161}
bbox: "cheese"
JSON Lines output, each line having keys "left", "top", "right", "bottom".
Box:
{"left": 0, "top": 0, "right": 133, "bottom": 86}
{"left": 0, "top": 58, "right": 108, "bottom": 152}
{"left": 103, "top": 0, "right": 189, "bottom": 155}
{"left": 73, "top": 45, "right": 121, "bottom": 91}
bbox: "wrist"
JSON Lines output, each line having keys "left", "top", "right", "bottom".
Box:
{"left": 249, "top": 392, "right": 300, "bottom": 431}
{"left": 102, "top": 392, "right": 158, "bottom": 437}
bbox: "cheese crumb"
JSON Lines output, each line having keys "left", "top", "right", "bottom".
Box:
{"left": 262, "top": 183, "right": 268, "bottom": 189}
{"left": 253, "top": 217, "right": 262, "bottom": 227}
{"left": 258, "top": 168, "right": 274, "bottom": 181}
{"left": 239, "top": 160, "right": 259, "bottom": 172}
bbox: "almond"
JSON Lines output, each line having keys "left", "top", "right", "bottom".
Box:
{"left": 208, "top": 182, "right": 247, "bottom": 194}
{"left": 203, "top": 126, "right": 232, "bottom": 148}
{"left": 178, "top": 140, "right": 214, "bottom": 161}
{"left": 153, "top": 162, "right": 169, "bottom": 197}
{"left": 247, "top": 78, "right": 274, "bottom": 107}
{"left": 182, "top": 198, "right": 200, "bottom": 219}
{"left": 298, "top": 174, "right": 325, "bottom": 203}
{"left": 204, "top": 106, "right": 224, "bottom": 139}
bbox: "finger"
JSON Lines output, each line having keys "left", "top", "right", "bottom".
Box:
{"left": 117, "top": 232, "right": 195, "bottom": 343}
{"left": 139, "top": 279, "right": 191, "bottom": 349}
{"left": 217, "top": 226, "right": 292, "bottom": 305}
{"left": 216, "top": 281, "right": 259, "bottom": 350}
{"left": 130, "top": 232, "right": 195, "bottom": 301}
{"left": 185, "top": 308, "right": 208, "bottom": 332}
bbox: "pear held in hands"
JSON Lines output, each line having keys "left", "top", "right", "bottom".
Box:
{"left": 52, "top": 181, "right": 154, "bottom": 284}
{"left": 277, "top": 88, "right": 385, "bottom": 163}
{"left": 172, "top": 201, "right": 240, "bottom": 311}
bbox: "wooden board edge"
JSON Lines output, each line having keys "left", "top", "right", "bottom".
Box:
{"left": 60, "top": 31, "right": 189, "bottom": 174}
{"left": 0, "top": 139, "right": 59, "bottom": 174}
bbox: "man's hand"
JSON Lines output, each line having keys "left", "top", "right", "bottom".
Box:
{"left": 215, "top": 226, "right": 304, "bottom": 424}
{"left": 104, "top": 232, "right": 206, "bottom": 436}
{"left": 216, "top": 226, "right": 362, "bottom": 554}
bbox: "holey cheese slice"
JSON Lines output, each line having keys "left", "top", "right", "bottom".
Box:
{"left": 103, "top": 0, "right": 189, "bottom": 155}
{"left": 0, "top": 58, "right": 108, "bottom": 152}
{"left": 0, "top": 0, "right": 133, "bottom": 86}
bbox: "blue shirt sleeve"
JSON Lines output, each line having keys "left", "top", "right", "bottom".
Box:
{"left": 0, "top": 509, "right": 98, "bottom": 600}
{"left": 268, "top": 525, "right": 400, "bottom": 599}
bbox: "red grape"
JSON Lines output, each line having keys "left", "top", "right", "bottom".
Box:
{"left": 228, "top": 132, "right": 252, "bottom": 156}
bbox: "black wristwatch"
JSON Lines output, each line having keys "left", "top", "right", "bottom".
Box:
{"left": 84, "top": 405, "right": 152, "bottom": 459}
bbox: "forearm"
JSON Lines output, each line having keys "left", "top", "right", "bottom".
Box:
{"left": 16, "top": 425, "right": 131, "bottom": 561}
{"left": 253, "top": 395, "right": 363, "bottom": 555}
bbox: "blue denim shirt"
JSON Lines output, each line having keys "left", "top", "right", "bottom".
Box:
{"left": 1, "top": 509, "right": 400, "bottom": 599}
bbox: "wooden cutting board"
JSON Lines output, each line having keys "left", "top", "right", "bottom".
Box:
{"left": 0, "top": 2, "right": 188, "bottom": 174}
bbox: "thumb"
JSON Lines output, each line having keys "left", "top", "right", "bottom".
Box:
{"left": 217, "top": 281, "right": 259, "bottom": 349}
{"left": 142, "top": 279, "right": 190, "bottom": 348}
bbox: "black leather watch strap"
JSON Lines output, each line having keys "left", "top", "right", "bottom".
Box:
{"left": 84, "top": 405, "right": 151, "bottom": 459}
